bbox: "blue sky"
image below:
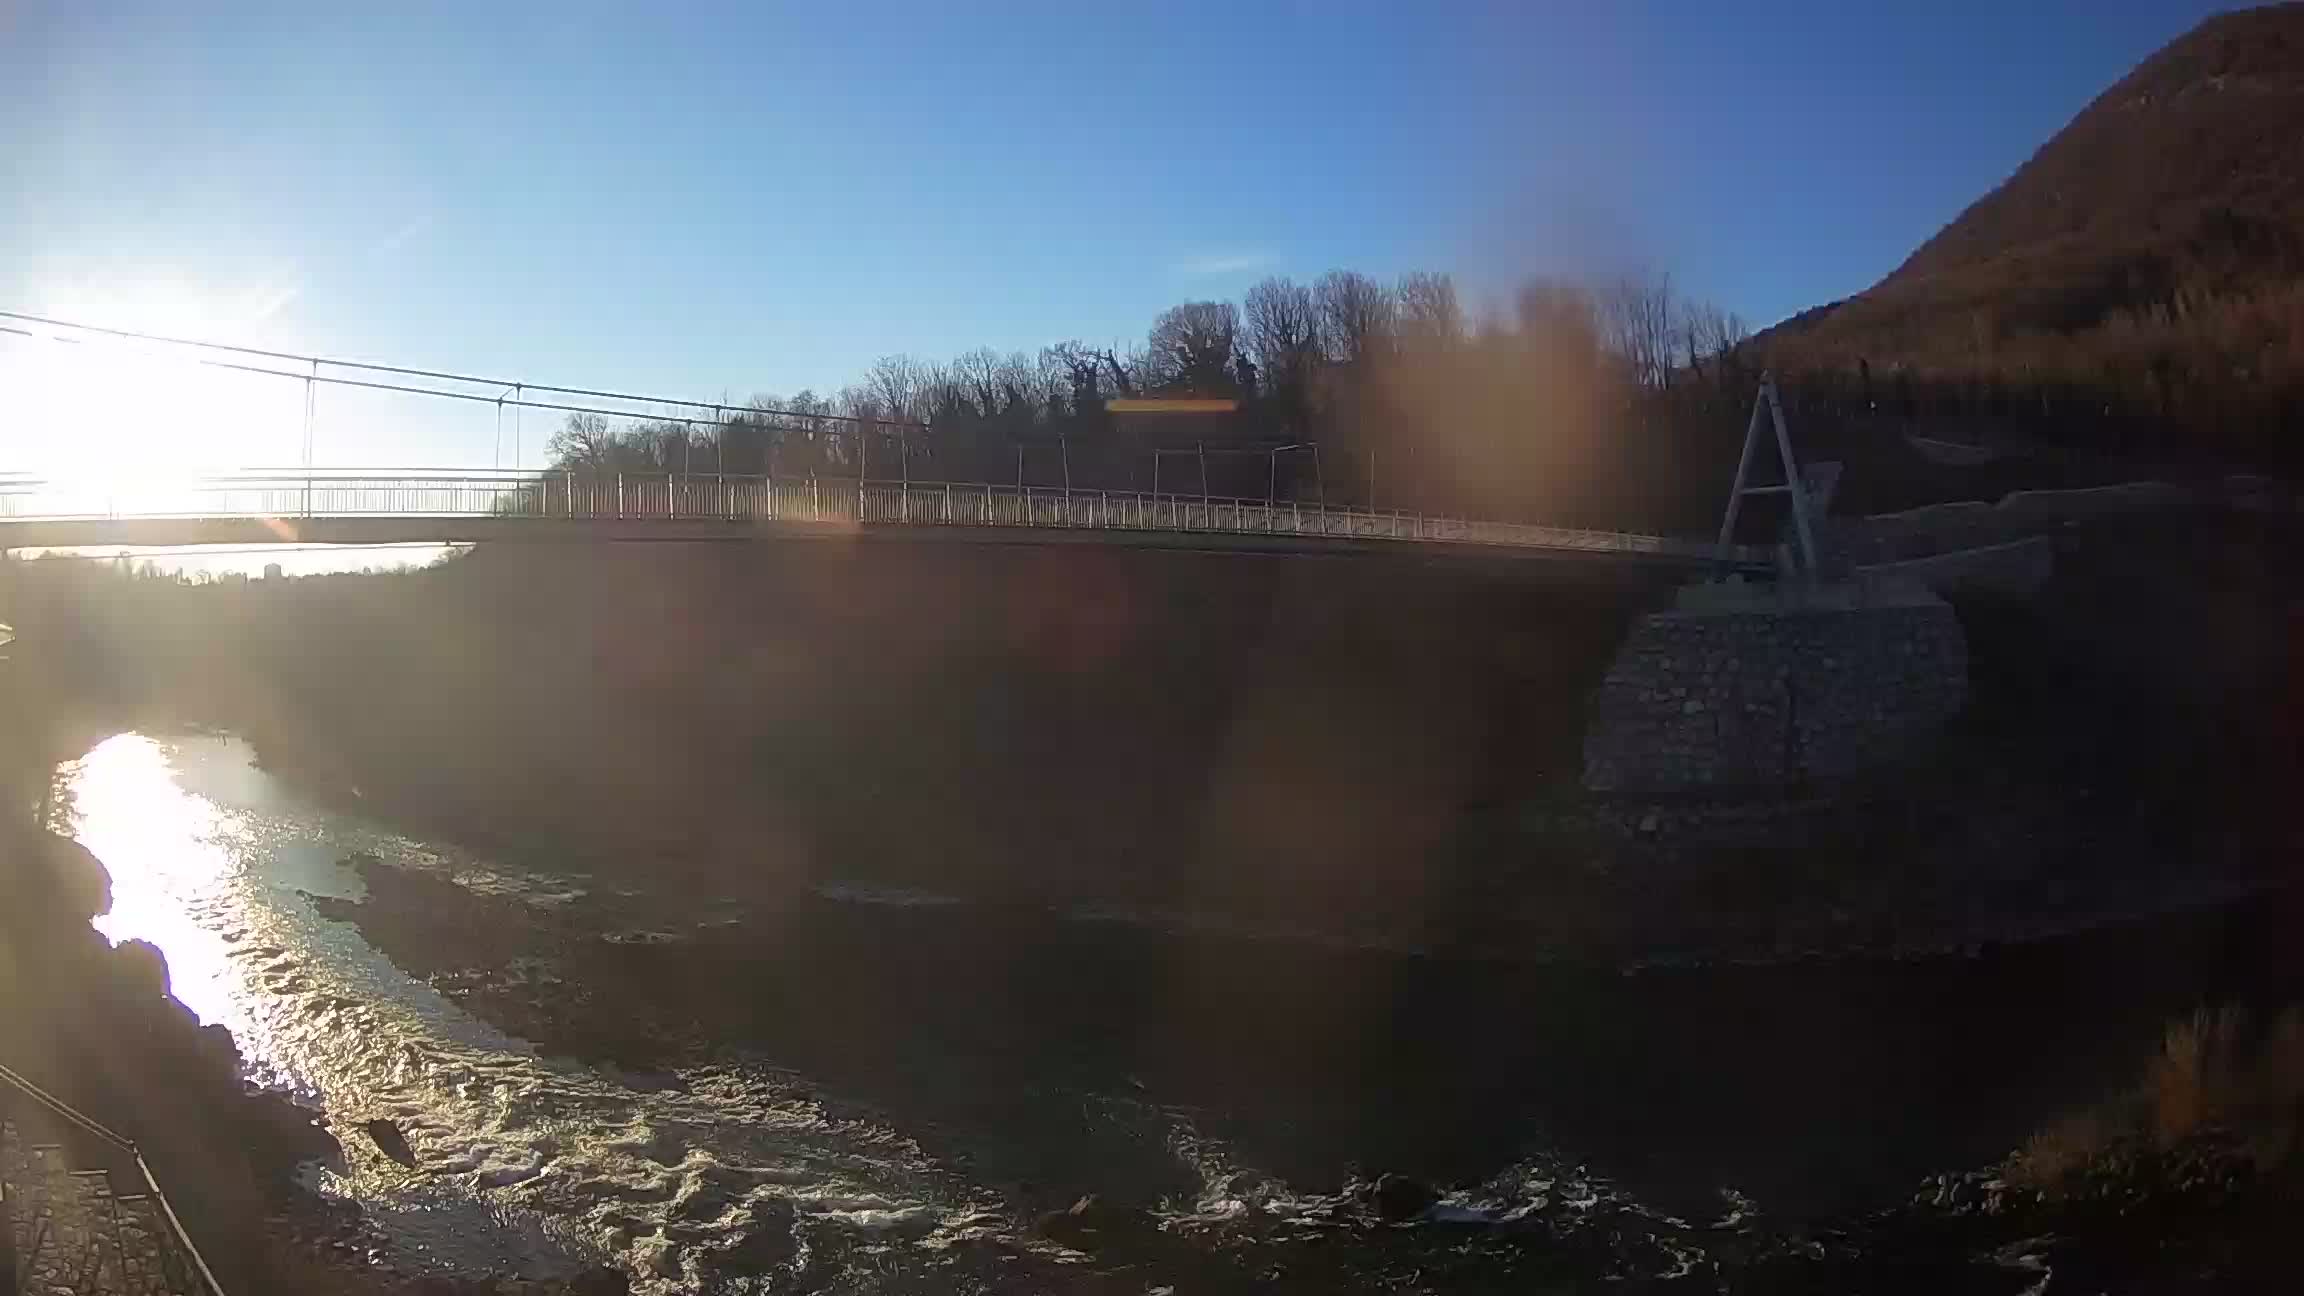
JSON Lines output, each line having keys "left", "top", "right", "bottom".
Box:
{"left": 0, "top": 0, "right": 2236, "bottom": 465}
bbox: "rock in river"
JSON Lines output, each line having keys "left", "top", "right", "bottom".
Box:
{"left": 1370, "top": 1173, "right": 1440, "bottom": 1222}
{"left": 361, "top": 1117, "right": 418, "bottom": 1168}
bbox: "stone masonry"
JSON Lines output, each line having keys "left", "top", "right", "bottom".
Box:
{"left": 1583, "top": 582, "right": 1967, "bottom": 793}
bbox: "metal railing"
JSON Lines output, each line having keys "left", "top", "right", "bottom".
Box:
{"left": 0, "top": 1059, "right": 227, "bottom": 1296}
{"left": 0, "top": 471, "right": 1756, "bottom": 564}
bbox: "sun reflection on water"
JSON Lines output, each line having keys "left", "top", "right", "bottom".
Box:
{"left": 68, "top": 733, "right": 244, "bottom": 1028}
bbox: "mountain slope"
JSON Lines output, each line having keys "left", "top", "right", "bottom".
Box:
{"left": 1761, "top": 4, "right": 2304, "bottom": 449}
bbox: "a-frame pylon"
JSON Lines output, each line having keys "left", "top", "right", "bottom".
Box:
{"left": 1715, "top": 373, "right": 1818, "bottom": 573}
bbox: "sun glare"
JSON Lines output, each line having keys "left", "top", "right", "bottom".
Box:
{"left": 1, "top": 303, "right": 309, "bottom": 485}
{"left": 71, "top": 734, "right": 242, "bottom": 1028}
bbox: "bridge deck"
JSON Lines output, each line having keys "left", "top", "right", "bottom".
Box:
{"left": 1, "top": 472, "right": 1762, "bottom": 570}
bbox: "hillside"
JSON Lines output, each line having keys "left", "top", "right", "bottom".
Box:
{"left": 1761, "top": 4, "right": 2304, "bottom": 456}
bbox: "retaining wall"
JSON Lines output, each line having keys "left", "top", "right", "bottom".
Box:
{"left": 1584, "top": 586, "right": 1968, "bottom": 792}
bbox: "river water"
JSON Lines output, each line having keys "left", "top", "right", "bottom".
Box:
{"left": 55, "top": 730, "right": 2301, "bottom": 1291}
{"left": 64, "top": 733, "right": 1011, "bottom": 1288}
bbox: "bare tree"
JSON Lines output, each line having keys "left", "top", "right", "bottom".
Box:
{"left": 1601, "top": 268, "right": 1679, "bottom": 390}
{"left": 1023, "top": 347, "right": 1068, "bottom": 420}
{"left": 1145, "top": 301, "right": 1240, "bottom": 394}
{"left": 993, "top": 349, "right": 1057, "bottom": 422}
{"left": 1116, "top": 341, "right": 1156, "bottom": 398}
{"left": 766, "top": 388, "right": 835, "bottom": 438}
{"left": 758, "top": 389, "right": 836, "bottom": 472}
{"left": 720, "top": 400, "right": 781, "bottom": 475}
{"left": 546, "top": 412, "right": 618, "bottom": 468}
{"left": 834, "top": 384, "right": 886, "bottom": 468}
{"left": 1244, "top": 277, "right": 1322, "bottom": 386}
{"left": 1244, "top": 276, "right": 1324, "bottom": 434}
{"left": 924, "top": 369, "right": 977, "bottom": 452}
{"left": 1046, "top": 340, "right": 1136, "bottom": 401}
{"left": 1316, "top": 270, "right": 1394, "bottom": 367}
{"left": 1716, "top": 309, "right": 1752, "bottom": 394}
{"left": 1395, "top": 271, "right": 1465, "bottom": 345}
{"left": 1680, "top": 302, "right": 1721, "bottom": 375}
{"left": 1671, "top": 299, "right": 1751, "bottom": 391}
{"left": 947, "top": 348, "right": 1005, "bottom": 419}
{"left": 865, "top": 354, "right": 931, "bottom": 424}
{"left": 632, "top": 419, "right": 698, "bottom": 472}
{"left": 1046, "top": 341, "right": 1104, "bottom": 413}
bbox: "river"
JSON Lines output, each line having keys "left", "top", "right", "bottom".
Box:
{"left": 54, "top": 730, "right": 2304, "bottom": 1291}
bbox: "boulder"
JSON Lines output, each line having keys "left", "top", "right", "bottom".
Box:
{"left": 1370, "top": 1173, "right": 1440, "bottom": 1222}
{"left": 246, "top": 1095, "right": 342, "bottom": 1170}
{"left": 0, "top": 829, "right": 111, "bottom": 930}
{"left": 114, "top": 938, "right": 172, "bottom": 999}
{"left": 360, "top": 1117, "right": 419, "bottom": 1168}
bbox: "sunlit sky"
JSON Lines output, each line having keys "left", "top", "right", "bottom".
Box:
{"left": 0, "top": 0, "right": 2232, "bottom": 470}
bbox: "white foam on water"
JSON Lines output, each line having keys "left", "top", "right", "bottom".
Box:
{"left": 1151, "top": 1102, "right": 1760, "bottom": 1281}
{"left": 60, "top": 733, "right": 1009, "bottom": 1294}
{"left": 815, "top": 1205, "right": 942, "bottom": 1233}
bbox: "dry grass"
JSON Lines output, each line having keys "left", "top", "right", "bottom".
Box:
{"left": 2010, "top": 1004, "right": 2304, "bottom": 1191}
{"left": 2014, "top": 1107, "right": 2127, "bottom": 1189}
{"left": 2149, "top": 1005, "right": 2250, "bottom": 1148}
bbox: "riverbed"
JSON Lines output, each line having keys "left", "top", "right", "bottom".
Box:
{"left": 56, "top": 730, "right": 2304, "bottom": 1292}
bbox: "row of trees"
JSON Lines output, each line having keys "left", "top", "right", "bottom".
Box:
{"left": 543, "top": 193, "right": 2304, "bottom": 525}
{"left": 546, "top": 268, "right": 1762, "bottom": 529}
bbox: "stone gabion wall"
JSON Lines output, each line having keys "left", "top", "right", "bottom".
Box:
{"left": 1583, "top": 597, "right": 1967, "bottom": 793}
